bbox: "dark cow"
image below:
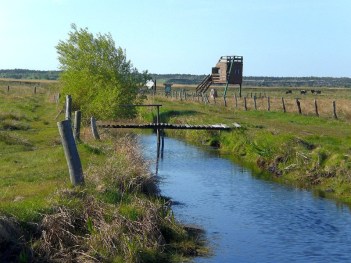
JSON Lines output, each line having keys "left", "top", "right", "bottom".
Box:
{"left": 285, "top": 90, "right": 292, "bottom": 94}
{"left": 300, "top": 90, "right": 307, "bottom": 95}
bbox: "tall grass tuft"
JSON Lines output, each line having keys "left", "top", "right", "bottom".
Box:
{"left": 87, "top": 135, "right": 159, "bottom": 196}
{"left": 30, "top": 135, "right": 205, "bottom": 262}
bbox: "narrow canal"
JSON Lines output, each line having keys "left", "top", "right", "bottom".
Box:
{"left": 140, "top": 134, "right": 351, "bottom": 263}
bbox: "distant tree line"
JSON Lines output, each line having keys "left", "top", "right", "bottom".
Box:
{"left": 243, "top": 76, "right": 351, "bottom": 88}
{"left": 1, "top": 70, "right": 351, "bottom": 88}
{"left": 151, "top": 74, "right": 207, "bottom": 85}
{"left": 0, "top": 69, "right": 60, "bottom": 80}
{"left": 151, "top": 74, "right": 351, "bottom": 88}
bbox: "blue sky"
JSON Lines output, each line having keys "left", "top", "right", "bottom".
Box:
{"left": 0, "top": 0, "right": 350, "bottom": 77}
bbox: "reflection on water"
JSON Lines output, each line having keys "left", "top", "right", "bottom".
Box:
{"left": 140, "top": 135, "right": 351, "bottom": 263}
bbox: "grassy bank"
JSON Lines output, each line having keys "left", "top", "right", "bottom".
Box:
{"left": 0, "top": 82, "right": 206, "bottom": 262}
{"left": 141, "top": 94, "right": 351, "bottom": 205}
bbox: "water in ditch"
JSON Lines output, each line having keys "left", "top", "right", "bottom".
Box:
{"left": 139, "top": 134, "right": 351, "bottom": 263}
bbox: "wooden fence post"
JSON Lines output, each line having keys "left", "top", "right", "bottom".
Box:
{"left": 57, "top": 120, "right": 84, "bottom": 186}
{"left": 314, "top": 99, "right": 319, "bottom": 117}
{"left": 244, "top": 97, "right": 247, "bottom": 111}
{"left": 34, "top": 86, "right": 37, "bottom": 94}
{"left": 296, "top": 98, "right": 302, "bottom": 114}
{"left": 205, "top": 94, "right": 210, "bottom": 104}
{"left": 7, "top": 86, "right": 9, "bottom": 92}
{"left": 333, "top": 101, "right": 338, "bottom": 119}
{"left": 91, "top": 116, "right": 100, "bottom": 140}
{"left": 267, "top": 96, "right": 271, "bottom": 111}
{"left": 65, "top": 95, "right": 72, "bottom": 120}
{"left": 282, "top": 97, "right": 286, "bottom": 113}
{"left": 254, "top": 96, "right": 257, "bottom": 110}
{"left": 73, "top": 110, "right": 81, "bottom": 141}
{"left": 56, "top": 93, "right": 60, "bottom": 104}
{"left": 234, "top": 94, "right": 238, "bottom": 108}
{"left": 223, "top": 96, "right": 227, "bottom": 107}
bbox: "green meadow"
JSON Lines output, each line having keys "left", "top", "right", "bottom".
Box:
{"left": 0, "top": 81, "right": 206, "bottom": 262}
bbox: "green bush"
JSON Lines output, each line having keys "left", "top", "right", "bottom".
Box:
{"left": 56, "top": 24, "right": 149, "bottom": 120}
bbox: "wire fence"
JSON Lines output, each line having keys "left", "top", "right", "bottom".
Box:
{"left": 153, "top": 89, "right": 351, "bottom": 121}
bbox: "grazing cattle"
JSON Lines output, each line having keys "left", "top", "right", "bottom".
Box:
{"left": 285, "top": 90, "right": 292, "bottom": 94}
{"left": 210, "top": 88, "right": 218, "bottom": 99}
{"left": 316, "top": 90, "right": 322, "bottom": 94}
{"left": 311, "top": 89, "right": 316, "bottom": 94}
{"left": 300, "top": 90, "right": 307, "bottom": 95}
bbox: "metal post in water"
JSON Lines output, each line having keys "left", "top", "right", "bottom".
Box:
{"left": 161, "top": 129, "right": 165, "bottom": 159}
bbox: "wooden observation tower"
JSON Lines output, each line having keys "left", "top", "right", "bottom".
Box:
{"left": 196, "top": 55, "right": 243, "bottom": 97}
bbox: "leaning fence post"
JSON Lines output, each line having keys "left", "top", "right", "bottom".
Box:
{"left": 57, "top": 120, "right": 84, "bottom": 186}
{"left": 296, "top": 98, "right": 302, "bottom": 114}
{"left": 314, "top": 99, "right": 319, "bottom": 117}
{"left": 91, "top": 116, "right": 100, "bottom": 140}
{"left": 333, "top": 101, "right": 338, "bottom": 119}
{"left": 73, "top": 110, "right": 81, "bottom": 141}
{"left": 65, "top": 95, "right": 72, "bottom": 120}
{"left": 254, "top": 96, "right": 257, "bottom": 110}
{"left": 282, "top": 97, "right": 286, "bottom": 113}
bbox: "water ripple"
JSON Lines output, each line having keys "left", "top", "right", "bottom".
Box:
{"left": 140, "top": 135, "right": 351, "bottom": 263}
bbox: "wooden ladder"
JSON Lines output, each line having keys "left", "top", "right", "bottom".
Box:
{"left": 196, "top": 74, "right": 212, "bottom": 94}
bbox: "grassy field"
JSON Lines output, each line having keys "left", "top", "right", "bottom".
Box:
{"left": 143, "top": 86, "right": 351, "bottom": 204}
{"left": 0, "top": 81, "right": 206, "bottom": 262}
{"left": 0, "top": 82, "right": 66, "bottom": 220}
{"left": 158, "top": 84, "right": 351, "bottom": 121}
{"left": 2, "top": 79, "right": 351, "bottom": 260}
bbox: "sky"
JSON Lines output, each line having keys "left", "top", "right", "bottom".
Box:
{"left": 0, "top": 0, "right": 350, "bottom": 77}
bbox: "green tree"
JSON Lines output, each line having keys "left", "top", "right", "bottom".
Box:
{"left": 56, "top": 24, "right": 148, "bottom": 119}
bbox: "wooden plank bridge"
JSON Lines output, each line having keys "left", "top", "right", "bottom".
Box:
{"left": 97, "top": 123, "right": 235, "bottom": 130}
{"left": 97, "top": 104, "right": 240, "bottom": 132}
